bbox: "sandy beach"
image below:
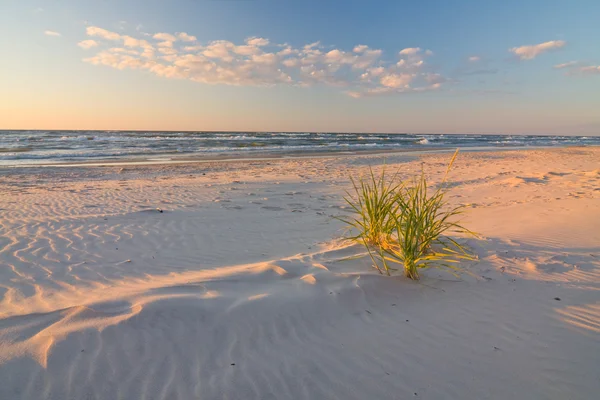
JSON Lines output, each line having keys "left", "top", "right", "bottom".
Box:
{"left": 0, "top": 147, "right": 599, "bottom": 399}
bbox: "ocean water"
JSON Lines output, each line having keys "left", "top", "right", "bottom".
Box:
{"left": 0, "top": 131, "right": 598, "bottom": 166}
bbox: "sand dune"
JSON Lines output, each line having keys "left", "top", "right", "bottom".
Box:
{"left": 0, "top": 148, "right": 599, "bottom": 399}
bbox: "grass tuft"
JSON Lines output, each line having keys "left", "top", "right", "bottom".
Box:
{"left": 339, "top": 150, "right": 476, "bottom": 280}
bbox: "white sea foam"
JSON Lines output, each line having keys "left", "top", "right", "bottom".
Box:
{"left": 0, "top": 131, "right": 598, "bottom": 166}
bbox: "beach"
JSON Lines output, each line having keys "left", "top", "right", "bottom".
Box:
{"left": 0, "top": 146, "right": 599, "bottom": 399}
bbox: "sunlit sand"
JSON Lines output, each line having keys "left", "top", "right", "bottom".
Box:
{"left": 1, "top": 147, "right": 599, "bottom": 399}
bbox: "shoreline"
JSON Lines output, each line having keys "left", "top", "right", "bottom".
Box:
{"left": 1, "top": 144, "right": 594, "bottom": 169}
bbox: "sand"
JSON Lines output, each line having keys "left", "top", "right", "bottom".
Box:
{"left": 0, "top": 147, "right": 599, "bottom": 399}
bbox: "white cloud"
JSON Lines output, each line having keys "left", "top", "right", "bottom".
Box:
{"left": 367, "top": 67, "right": 385, "bottom": 77}
{"left": 353, "top": 48, "right": 382, "bottom": 69}
{"left": 252, "top": 53, "right": 278, "bottom": 64}
{"left": 395, "top": 47, "right": 431, "bottom": 72}
{"left": 108, "top": 47, "right": 140, "bottom": 56}
{"left": 233, "top": 45, "right": 261, "bottom": 56}
{"left": 277, "top": 47, "right": 296, "bottom": 56}
{"left": 84, "top": 52, "right": 150, "bottom": 71}
{"left": 184, "top": 45, "right": 203, "bottom": 52}
{"left": 399, "top": 47, "right": 421, "bottom": 55}
{"left": 157, "top": 41, "right": 174, "bottom": 48}
{"left": 380, "top": 73, "right": 414, "bottom": 89}
{"left": 554, "top": 61, "right": 578, "bottom": 69}
{"left": 304, "top": 42, "right": 321, "bottom": 51}
{"left": 324, "top": 49, "right": 354, "bottom": 64}
{"left": 153, "top": 32, "right": 177, "bottom": 42}
{"left": 246, "top": 37, "right": 270, "bottom": 47}
{"left": 87, "top": 26, "right": 121, "bottom": 41}
{"left": 284, "top": 59, "right": 300, "bottom": 68}
{"left": 78, "top": 40, "right": 99, "bottom": 49}
{"left": 178, "top": 32, "right": 197, "bottom": 42}
{"left": 509, "top": 40, "right": 566, "bottom": 60}
{"left": 468, "top": 56, "right": 480, "bottom": 62}
{"left": 203, "top": 40, "right": 234, "bottom": 62}
{"left": 44, "top": 30, "right": 61, "bottom": 37}
{"left": 80, "top": 26, "right": 446, "bottom": 96}
{"left": 123, "top": 36, "right": 150, "bottom": 48}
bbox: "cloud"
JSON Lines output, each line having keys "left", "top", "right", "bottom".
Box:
{"left": 252, "top": 53, "right": 278, "bottom": 65}
{"left": 554, "top": 61, "right": 578, "bottom": 69}
{"left": 380, "top": 73, "right": 414, "bottom": 89}
{"left": 123, "top": 36, "right": 151, "bottom": 48}
{"left": 202, "top": 40, "right": 234, "bottom": 62}
{"left": 87, "top": 26, "right": 121, "bottom": 41}
{"left": 579, "top": 65, "right": 600, "bottom": 74}
{"left": 552, "top": 61, "right": 600, "bottom": 76}
{"left": 108, "top": 47, "right": 140, "bottom": 56}
{"left": 399, "top": 47, "right": 421, "bottom": 56}
{"left": 468, "top": 56, "right": 480, "bottom": 62}
{"left": 80, "top": 26, "right": 446, "bottom": 96}
{"left": 153, "top": 33, "right": 177, "bottom": 42}
{"left": 393, "top": 47, "right": 432, "bottom": 72}
{"left": 277, "top": 47, "right": 296, "bottom": 56}
{"left": 509, "top": 40, "right": 566, "bottom": 60}
{"left": 234, "top": 45, "right": 261, "bottom": 56}
{"left": 157, "top": 40, "right": 174, "bottom": 48}
{"left": 324, "top": 49, "right": 355, "bottom": 64}
{"left": 184, "top": 45, "right": 202, "bottom": 52}
{"left": 353, "top": 45, "right": 369, "bottom": 53}
{"left": 246, "top": 37, "right": 270, "bottom": 47}
{"left": 282, "top": 58, "right": 299, "bottom": 68}
{"left": 78, "top": 40, "right": 99, "bottom": 49}
{"left": 44, "top": 30, "right": 61, "bottom": 37}
{"left": 178, "top": 32, "right": 197, "bottom": 42}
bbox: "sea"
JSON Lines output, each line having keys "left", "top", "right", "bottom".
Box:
{"left": 0, "top": 131, "right": 598, "bottom": 166}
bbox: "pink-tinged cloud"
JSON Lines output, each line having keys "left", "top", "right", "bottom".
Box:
{"left": 78, "top": 40, "right": 99, "bottom": 49}
{"left": 380, "top": 73, "right": 414, "bottom": 88}
{"left": 554, "top": 61, "right": 578, "bottom": 69}
{"left": 177, "top": 32, "right": 197, "bottom": 42}
{"left": 353, "top": 45, "right": 370, "bottom": 53}
{"left": 153, "top": 33, "right": 177, "bottom": 42}
{"left": 86, "top": 26, "right": 121, "bottom": 41}
{"left": 399, "top": 47, "right": 421, "bottom": 55}
{"left": 579, "top": 66, "right": 600, "bottom": 74}
{"left": 509, "top": 40, "right": 566, "bottom": 60}
{"left": 468, "top": 56, "right": 480, "bottom": 62}
{"left": 246, "top": 37, "right": 270, "bottom": 47}
{"left": 80, "top": 26, "right": 446, "bottom": 97}
{"left": 44, "top": 30, "right": 61, "bottom": 37}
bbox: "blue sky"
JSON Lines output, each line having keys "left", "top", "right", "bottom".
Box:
{"left": 1, "top": 0, "right": 599, "bottom": 134}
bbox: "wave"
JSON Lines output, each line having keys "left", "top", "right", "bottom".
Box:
{"left": 1, "top": 131, "right": 599, "bottom": 166}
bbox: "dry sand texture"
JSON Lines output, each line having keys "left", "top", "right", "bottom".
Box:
{"left": 0, "top": 147, "right": 599, "bottom": 399}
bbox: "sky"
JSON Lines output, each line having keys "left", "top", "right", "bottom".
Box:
{"left": 0, "top": 0, "right": 599, "bottom": 134}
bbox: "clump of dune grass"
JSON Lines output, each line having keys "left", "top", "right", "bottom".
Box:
{"left": 337, "top": 166, "right": 401, "bottom": 275}
{"left": 340, "top": 150, "right": 476, "bottom": 280}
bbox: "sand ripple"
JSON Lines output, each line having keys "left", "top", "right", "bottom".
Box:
{"left": 1, "top": 148, "right": 599, "bottom": 399}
